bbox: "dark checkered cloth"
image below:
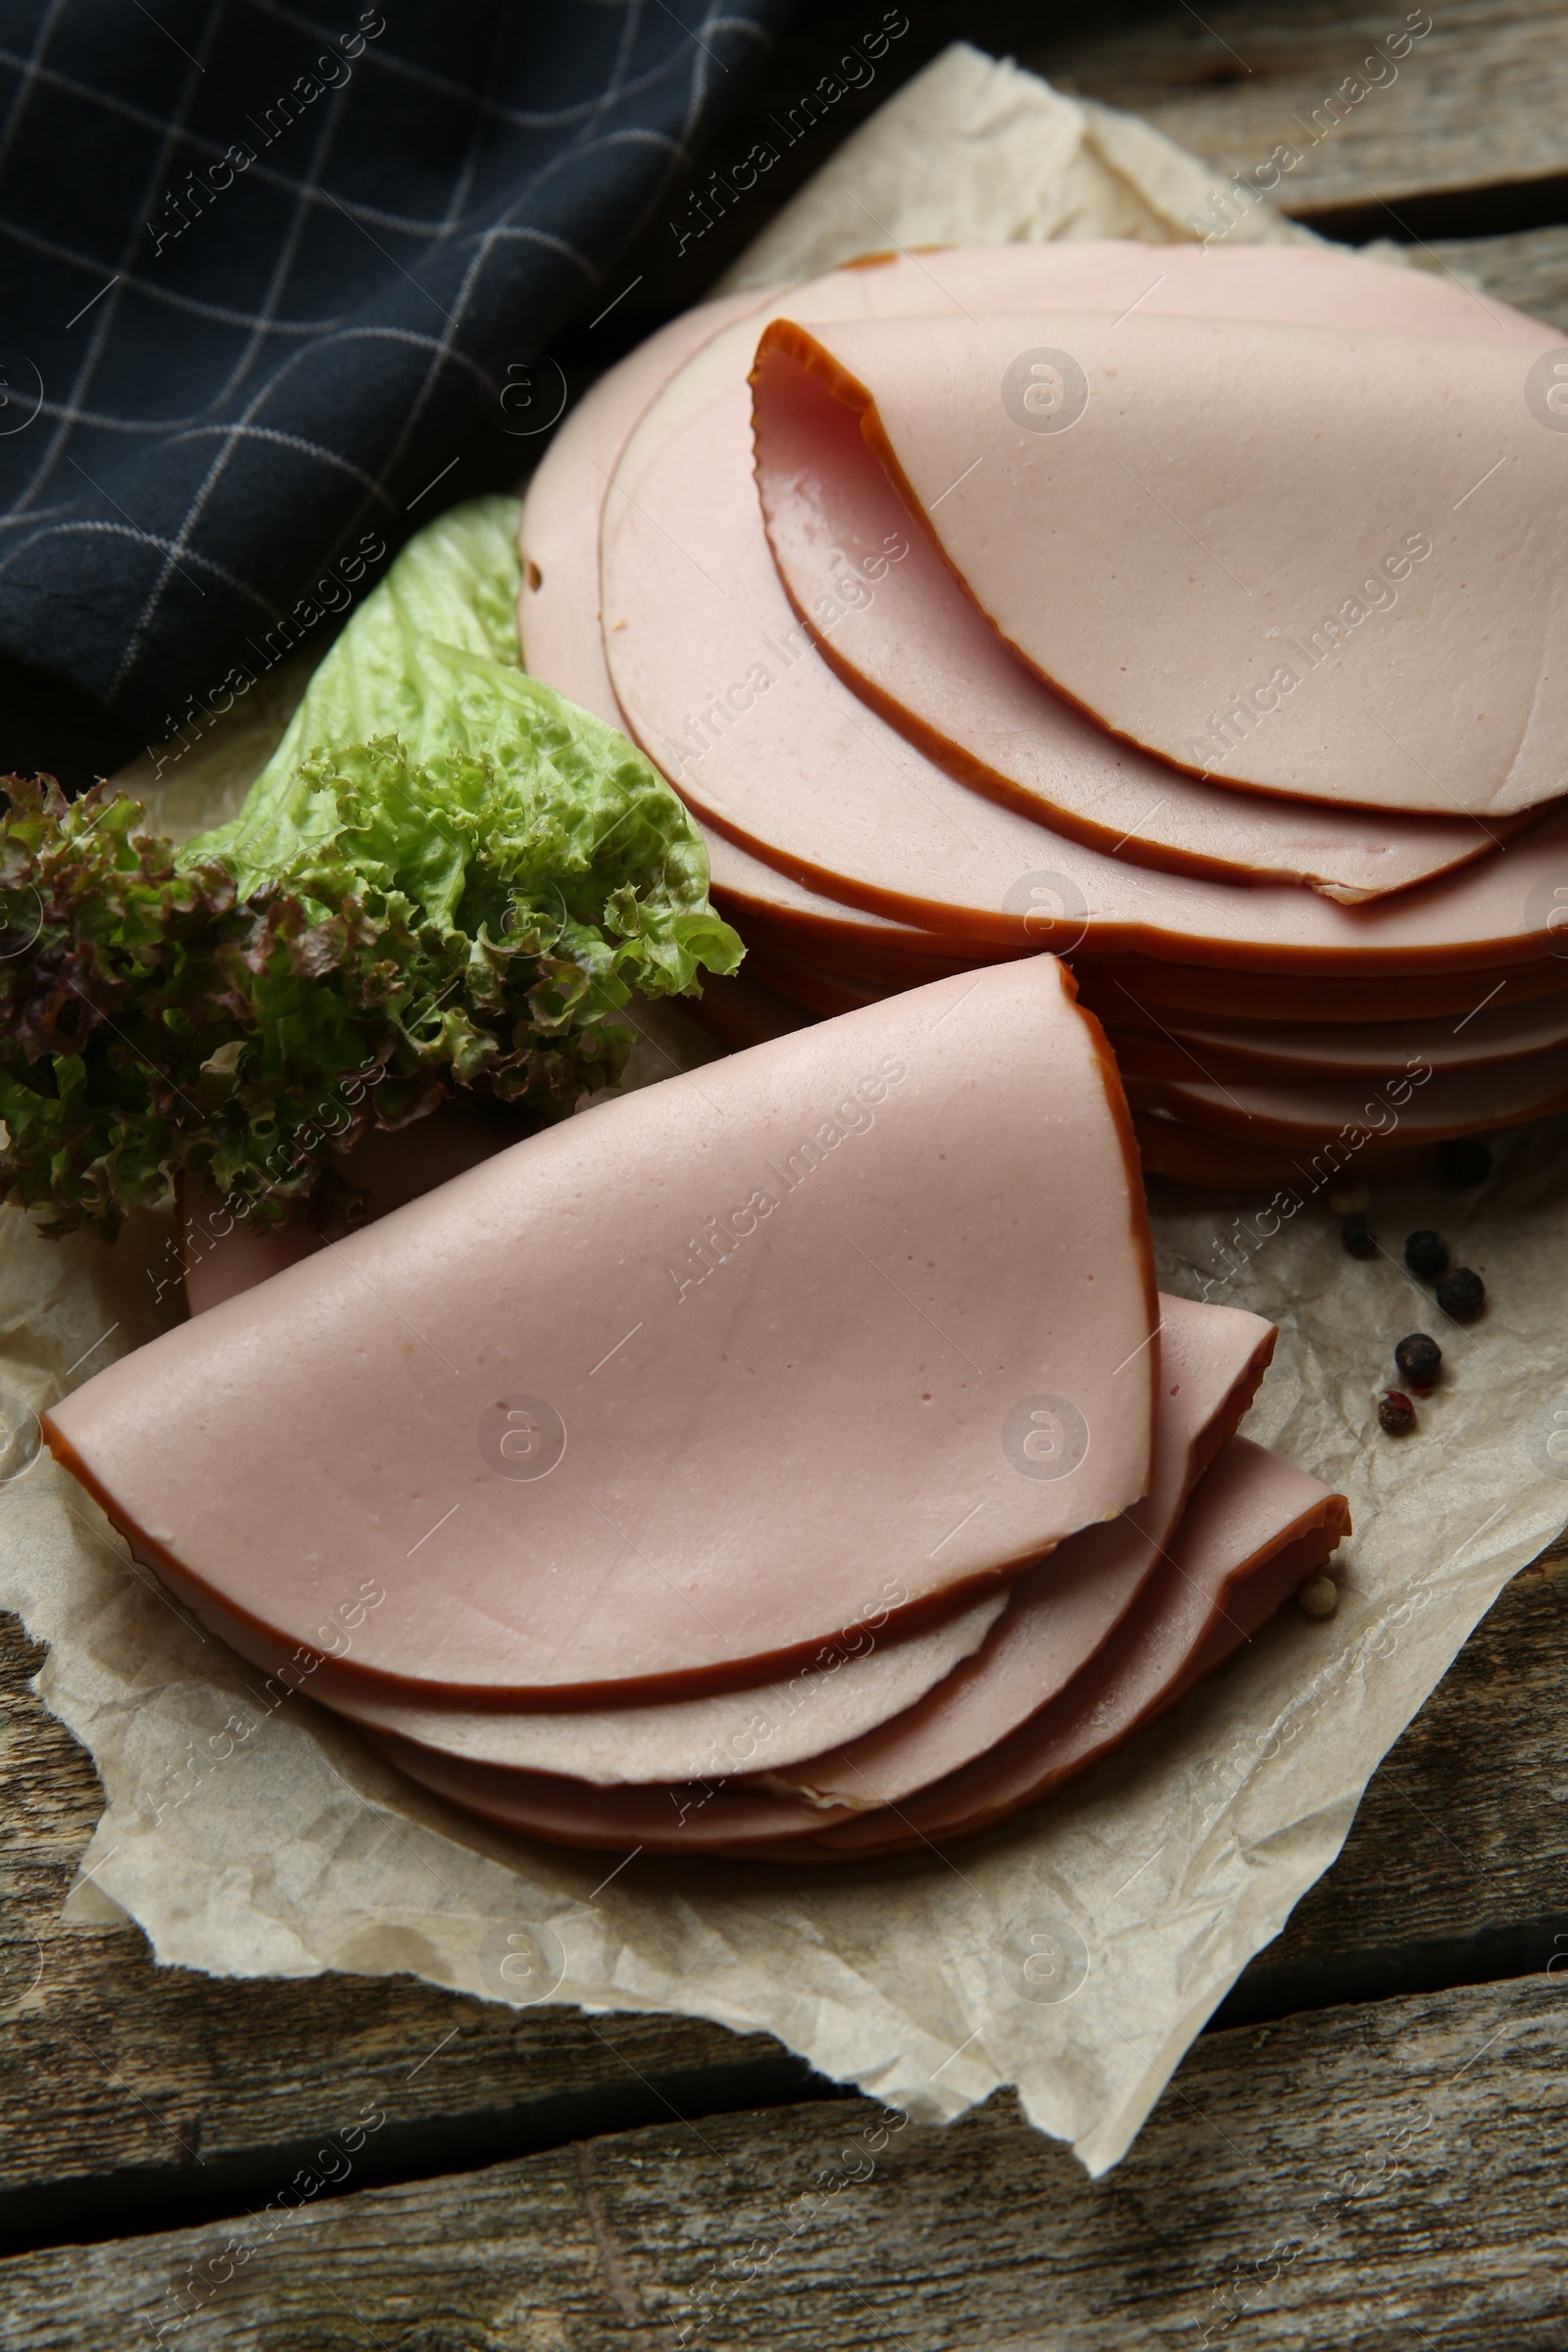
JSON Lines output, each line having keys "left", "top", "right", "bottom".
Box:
{"left": 0, "top": 0, "right": 790, "bottom": 750}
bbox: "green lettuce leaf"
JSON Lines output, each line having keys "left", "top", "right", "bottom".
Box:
{"left": 0, "top": 496, "right": 742, "bottom": 1242}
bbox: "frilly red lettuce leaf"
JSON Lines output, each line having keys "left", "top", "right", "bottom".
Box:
{"left": 0, "top": 497, "right": 742, "bottom": 1241}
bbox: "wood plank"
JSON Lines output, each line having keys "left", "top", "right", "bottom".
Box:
{"left": 2, "top": 1971, "right": 1564, "bottom": 2349}
{"left": 1036, "top": 0, "right": 1568, "bottom": 233}
{"left": 577, "top": 0, "right": 1568, "bottom": 383}
{"left": 1216, "top": 1534, "right": 1568, "bottom": 2022}
{"left": 0, "top": 1616, "right": 834, "bottom": 2246}
{"left": 1427, "top": 222, "right": 1568, "bottom": 329}
{"left": 4, "top": 1526, "right": 1566, "bottom": 2241}
{"left": 548, "top": 1, "right": 1183, "bottom": 368}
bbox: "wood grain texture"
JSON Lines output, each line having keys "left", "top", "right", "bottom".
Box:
{"left": 5, "top": 12, "right": 1568, "bottom": 2314}
{"left": 1037, "top": 0, "right": 1568, "bottom": 227}
{"left": 2, "top": 1972, "right": 1566, "bottom": 2350}
{"left": 0, "top": 1617, "right": 831, "bottom": 2244}
{"left": 1217, "top": 1537, "right": 1568, "bottom": 2022}
{"left": 3, "top": 1532, "right": 1565, "bottom": 2243}
{"left": 1428, "top": 223, "right": 1568, "bottom": 328}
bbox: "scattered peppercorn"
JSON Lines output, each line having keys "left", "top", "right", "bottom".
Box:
{"left": 1341, "top": 1214, "right": 1377, "bottom": 1259}
{"left": 1378, "top": 1390, "right": 1415, "bottom": 1435}
{"left": 1395, "top": 1332, "right": 1443, "bottom": 1390}
{"left": 1435, "top": 1266, "right": 1486, "bottom": 1323}
{"left": 1403, "top": 1229, "right": 1448, "bottom": 1279}
{"left": 1439, "top": 1137, "right": 1493, "bottom": 1188}
{"left": 1298, "top": 1573, "right": 1341, "bottom": 1617}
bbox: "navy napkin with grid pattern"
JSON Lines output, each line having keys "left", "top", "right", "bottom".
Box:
{"left": 0, "top": 0, "right": 790, "bottom": 756}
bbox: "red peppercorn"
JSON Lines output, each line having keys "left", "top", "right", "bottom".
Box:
{"left": 1378, "top": 1391, "right": 1415, "bottom": 1436}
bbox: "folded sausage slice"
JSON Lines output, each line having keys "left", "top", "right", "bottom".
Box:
{"left": 1132, "top": 1117, "right": 1425, "bottom": 1194}
{"left": 368, "top": 1729, "right": 847, "bottom": 1850}
{"left": 267, "top": 1291, "right": 1265, "bottom": 1791}
{"left": 603, "top": 366, "right": 1568, "bottom": 971}
{"left": 1133, "top": 1040, "right": 1568, "bottom": 1142}
{"left": 753, "top": 1437, "right": 1349, "bottom": 1861}
{"left": 276, "top": 1589, "right": 1010, "bottom": 1785}
{"left": 1115, "top": 987, "right": 1568, "bottom": 1082}
{"left": 1076, "top": 956, "right": 1568, "bottom": 1025}
{"left": 765, "top": 1292, "right": 1274, "bottom": 1808}
{"left": 374, "top": 1432, "right": 1344, "bottom": 1859}
{"left": 751, "top": 338, "right": 1513, "bottom": 899}
{"left": 759, "top": 311, "right": 1568, "bottom": 818}
{"left": 180, "top": 1111, "right": 518, "bottom": 1316}
{"left": 529, "top": 237, "right": 1548, "bottom": 731}
{"left": 706, "top": 830, "right": 1003, "bottom": 978}
{"left": 46, "top": 960, "right": 1156, "bottom": 1701}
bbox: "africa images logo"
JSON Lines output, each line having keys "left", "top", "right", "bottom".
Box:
{"left": 478, "top": 1396, "right": 567, "bottom": 1482}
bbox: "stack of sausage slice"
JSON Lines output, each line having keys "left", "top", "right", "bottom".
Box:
{"left": 520, "top": 240, "right": 1568, "bottom": 1187}
{"left": 44, "top": 962, "right": 1347, "bottom": 1858}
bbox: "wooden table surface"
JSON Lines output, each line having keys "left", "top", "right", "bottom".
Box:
{"left": 6, "top": 4, "right": 1568, "bottom": 2343}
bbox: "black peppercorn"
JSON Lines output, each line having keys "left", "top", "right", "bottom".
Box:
{"left": 1439, "top": 1138, "right": 1492, "bottom": 1188}
{"left": 1378, "top": 1390, "right": 1415, "bottom": 1436}
{"left": 1341, "top": 1214, "right": 1377, "bottom": 1259}
{"left": 1394, "top": 1332, "right": 1443, "bottom": 1389}
{"left": 1403, "top": 1230, "right": 1448, "bottom": 1279}
{"left": 1435, "top": 1266, "right": 1485, "bottom": 1323}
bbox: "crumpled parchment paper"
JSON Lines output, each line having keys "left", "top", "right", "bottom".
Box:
{"left": 720, "top": 38, "right": 1320, "bottom": 290}
{"left": 5, "top": 44, "right": 1564, "bottom": 2178}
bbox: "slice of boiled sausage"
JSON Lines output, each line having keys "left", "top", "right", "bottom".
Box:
{"left": 519, "top": 286, "right": 784, "bottom": 717}
{"left": 752, "top": 1437, "right": 1349, "bottom": 1861}
{"left": 1133, "top": 1040, "right": 1568, "bottom": 1142}
{"left": 281, "top": 1588, "right": 1010, "bottom": 1786}
{"left": 604, "top": 370, "right": 1568, "bottom": 972}
{"left": 1073, "top": 956, "right": 1568, "bottom": 1025}
{"left": 538, "top": 237, "right": 1550, "bottom": 734}
{"left": 368, "top": 1726, "right": 848, "bottom": 1850}
{"left": 751, "top": 335, "right": 1515, "bottom": 898}
{"left": 756, "top": 310, "right": 1568, "bottom": 818}
{"left": 46, "top": 960, "right": 1156, "bottom": 1702}
{"left": 767, "top": 1291, "right": 1274, "bottom": 1808}
{"left": 388, "top": 1431, "right": 1346, "bottom": 1861}
{"left": 311, "top": 1292, "right": 1266, "bottom": 1790}
{"left": 1114, "top": 986, "right": 1568, "bottom": 1081}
